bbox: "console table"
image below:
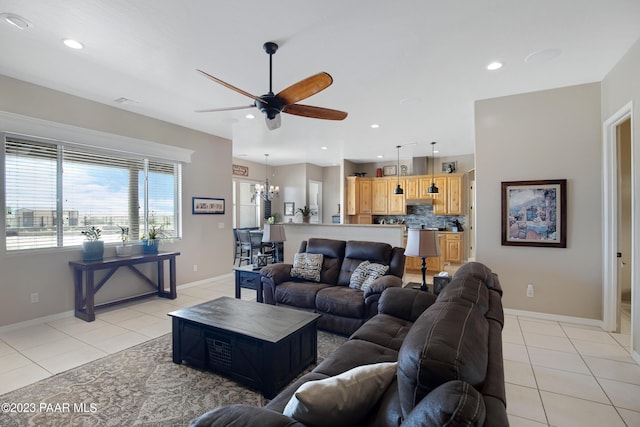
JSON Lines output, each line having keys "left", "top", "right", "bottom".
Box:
{"left": 69, "top": 251, "right": 180, "bottom": 322}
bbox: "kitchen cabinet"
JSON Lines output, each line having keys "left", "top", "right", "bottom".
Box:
{"left": 372, "top": 179, "right": 389, "bottom": 214}
{"left": 404, "top": 177, "right": 420, "bottom": 199}
{"left": 388, "top": 178, "right": 406, "bottom": 215}
{"left": 444, "top": 233, "right": 462, "bottom": 263}
{"left": 346, "top": 177, "right": 372, "bottom": 216}
{"left": 432, "top": 174, "right": 463, "bottom": 215}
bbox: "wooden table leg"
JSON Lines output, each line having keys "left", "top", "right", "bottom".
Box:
{"left": 169, "top": 256, "right": 177, "bottom": 299}
{"left": 172, "top": 317, "right": 182, "bottom": 364}
{"left": 235, "top": 271, "right": 241, "bottom": 299}
{"left": 85, "top": 271, "right": 96, "bottom": 322}
{"left": 157, "top": 259, "right": 165, "bottom": 296}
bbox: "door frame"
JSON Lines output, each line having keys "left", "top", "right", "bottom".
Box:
{"left": 602, "top": 101, "right": 633, "bottom": 331}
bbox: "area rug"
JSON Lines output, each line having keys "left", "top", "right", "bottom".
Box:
{"left": 0, "top": 331, "right": 347, "bottom": 427}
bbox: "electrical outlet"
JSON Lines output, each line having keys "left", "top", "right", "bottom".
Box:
{"left": 526, "top": 284, "right": 534, "bottom": 298}
{"left": 193, "top": 264, "right": 198, "bottom": 272}
{"left": 31, "top": 292, "right": 39, "bottom": 303}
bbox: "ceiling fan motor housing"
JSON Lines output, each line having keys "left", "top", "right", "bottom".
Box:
{"left": 256, "top": 93, "right": 284, "bottom": 120}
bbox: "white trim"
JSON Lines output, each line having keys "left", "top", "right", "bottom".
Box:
{"left": 504, "top": 308, "right": 603, "bottom": 328}
{"left": 0, "top": 273, "right": 234, "bottom": 333}
{"left": 0, "top": 111, "right": 193, "bottom": 163}
{"left": 602, "top": 102, "right": 633, "bottom": 332}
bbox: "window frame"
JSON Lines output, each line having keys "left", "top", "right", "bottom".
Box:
{"left": 3, "top": 133, "right": 183, "bottom": 252}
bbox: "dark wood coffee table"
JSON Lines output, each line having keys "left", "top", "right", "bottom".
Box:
{"left": 168, "top": 297, "right": 319, "bottom": 398}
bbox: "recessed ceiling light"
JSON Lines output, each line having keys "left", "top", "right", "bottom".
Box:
{"left": 377, "top": 155, "right": 383, "bottom": 158}
{"left": 486, "top": 61, "right": 503, "bottom": 71}
{"left": 321, "top": 146, "right": 328, "bottom": 150}
{"left": 433, "top": 150, "right": 440, "bottom": 154}
{"left": 245, "top": 114, "right": 255, "bottom": 119}
{"left": 63, "top": 39, "right": 84, "bottom": 49}
{"left": 1, "top": 13, "right": 32, "bottom": 30}
{"left": 370, "top": 124, "right": 380, "bottom": 129}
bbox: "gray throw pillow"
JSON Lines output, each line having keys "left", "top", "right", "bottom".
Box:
{"left": 349, "top": 260, "right": 371, "bottom": 289}
{"left": 360, "top": 263, "right": 390, "bottom": 292}
{"left": 290, "top": 253, "right": 324, "bottom": 282}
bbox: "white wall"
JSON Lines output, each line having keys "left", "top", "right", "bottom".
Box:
{"left": 0, "top": 75, "right": 233, "bottom": 326}
{"left": 475, "top": 82, "right": 602, "bottom": 320}
{"left": 601, "top": 37, "right": 640, "bottom": 357}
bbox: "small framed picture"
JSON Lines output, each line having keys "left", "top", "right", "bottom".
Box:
{"left": 441, "top": 161, "right": 457, "bottom": 173}
{"left": 383, "top": 165, "right": 397, "bottom": 176}
{"left": 284, "top": 202, "right": 295, "bottom": 216}
{"left": 192, "top": 197, "right": 225, "bottom": 215}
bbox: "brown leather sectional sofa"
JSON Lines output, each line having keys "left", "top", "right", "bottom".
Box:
{"left": 191, "top": 262, "right": 508, "bottom": 427}
{"left": 260, "top": 238, "right": 407, "bottom": 335}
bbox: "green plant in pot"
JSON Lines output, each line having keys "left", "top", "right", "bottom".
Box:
{"left": 116, "top": 225, "right": 131, "bottom": 257}
{"left": 297, "top": 206, "right": 312, "bottom": 223}
{"left": 81, "top": 226, "right": 104, "bottom": 261}
{"left": 142, "top": 224, "right": 164, "bottom": 254}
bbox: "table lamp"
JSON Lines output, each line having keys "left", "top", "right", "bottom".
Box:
{"left": 262, "top": 223, "right": 286, "bottom": 263}
{"left": 404, "top": 229, "right": 440, "bottom": 292}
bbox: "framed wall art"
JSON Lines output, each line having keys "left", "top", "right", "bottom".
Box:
{"left": 284, "top": 202, "right": 295, "bottom": 216}
{"left": 501, "top": 179, "right": 567, "bottom": 248}
{"left": 192, "top": 197, "right": 225, "bottom": 215}
{"left": 382, "top": 165, "right": 397, "bottom": 176}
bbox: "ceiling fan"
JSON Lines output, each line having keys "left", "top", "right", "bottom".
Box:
{"left": 196, "top": 41, "right": 348, "bottom": 130}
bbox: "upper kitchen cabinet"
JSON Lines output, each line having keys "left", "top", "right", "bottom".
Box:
{"left": 432, "top": 174, "right": 463, "bottom": 215}
{"left": 388, "top": 178, "right": 406, "bottom": 215}
{"left": 372, "top": 179, "right": 389, "bottom": 214}
{"left": 346, "top": 177, "right": 372, "bottom": 215}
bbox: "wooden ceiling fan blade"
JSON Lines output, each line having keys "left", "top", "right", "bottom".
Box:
{"left": 277, "top": 72, "right": 333, "bottom": 105}
{"left": 195, "top": 105, "right": 255, "bottom": 113}
{"left": 196, "top": 69, "right": 266, "bottom": 104}
{"left": 283, "top": 104, "right": 348, "bottom": 121}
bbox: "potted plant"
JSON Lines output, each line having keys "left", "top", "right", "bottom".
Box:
{"left": 297, "top": 206, "right": 312, "bottom": 223}
{"left": 116, "top": 225, "right": 131, "bottom": 257}
{"left": 142, "top": 224, "right": 163, "bottom": 254}
{"left": 81, "top": 226, "right": 104, "bottom": 261}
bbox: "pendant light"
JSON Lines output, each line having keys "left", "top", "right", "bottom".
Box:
{"left": 393, "top": 145, "right": 404, "bottom": 195}
{"left": 428, "top": 141, "right": 439, "bottom": 194}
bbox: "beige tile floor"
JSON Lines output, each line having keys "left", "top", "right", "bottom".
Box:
{"left": 0, "top": 270, "right": 638, "bottom": 427}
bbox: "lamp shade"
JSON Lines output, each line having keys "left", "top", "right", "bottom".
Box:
{"left": 404, "top": 229, "right": 440, "bottom": 258}
{"left": 262, "top": 223, "right": 286, "bottom": 243}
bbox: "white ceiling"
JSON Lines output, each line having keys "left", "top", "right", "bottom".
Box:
{"left": 1, "top": 1, "right": 640, "bottom": 166}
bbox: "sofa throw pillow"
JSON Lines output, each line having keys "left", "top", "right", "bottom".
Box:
{"left": 283, "top": 361, "right": 397, "bottom": 427}
{"left": 290, "top": 252, "right": 324, "bottom": 282}
{"left": 360, "top": 263, "right": 390, "bottom": 293}
{"left": 348, "top": 260, "right": 371, "bottom": 289}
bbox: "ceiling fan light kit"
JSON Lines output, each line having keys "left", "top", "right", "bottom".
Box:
{"left": 196, "top": 41, "right": 347, "bottom": 130}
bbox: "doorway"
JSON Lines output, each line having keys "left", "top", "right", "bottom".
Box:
{"left": 309, "top": 180, "right": 322, "bottom": 224}
{"left": 602, "top": 103, "right": 634, "bottom": 338}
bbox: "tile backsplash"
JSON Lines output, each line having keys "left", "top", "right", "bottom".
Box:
{"left": 373, "top": 205, "right": 467, "bottom": 231}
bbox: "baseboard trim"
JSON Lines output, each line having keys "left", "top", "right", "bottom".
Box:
{"left": 0, "top": 272, "right": 235, "bottom": 333}
{"left": 504, "top": 308, "right": 602, "bottom": 329}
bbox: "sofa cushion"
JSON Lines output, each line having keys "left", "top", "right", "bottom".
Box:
{"left": 349, "top": 313, "right": 413, "bottom": 352}
{"left": 275, "top": 281, "right": 331, "bottom": 309}
{"left": 360, "top": 263, "right": 390, "bottom": 292}
{"left": 291, "top": 253, "right": 324, "bottom": 282}
{"left": 348, "top": 260, "right": 371, "bottom": 289}
{"left": 314, "top": 340, "right": 398, "bottom": 378}
{"left": 283, "top": 362, "right": 398, "bottom": 427}
{"left": 396, "top": 299, "right": 489, "bottom": 418}
{"left": 316, "top": 286, "right": 365, "bottom": 318}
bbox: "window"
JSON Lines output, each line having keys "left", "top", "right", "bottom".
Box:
{"left": 4, "top": 136, "right": 182, "bottom": 251}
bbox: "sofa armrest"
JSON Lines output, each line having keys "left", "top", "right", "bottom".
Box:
{"left": 189, "top": 404, "right": 304, "bottom": 427}
{"left": 261, "top": 263, "right": 293, "bottom": 305}
{"left": 363, "top": 275, "right": 403, "bottom": 298}
{"left": 377, "top": 287, "right": 437, "bottom": 322}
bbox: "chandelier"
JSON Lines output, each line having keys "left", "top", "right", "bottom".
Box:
{"left": 252, "top": 154, "right": 280, "bottom": 202}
